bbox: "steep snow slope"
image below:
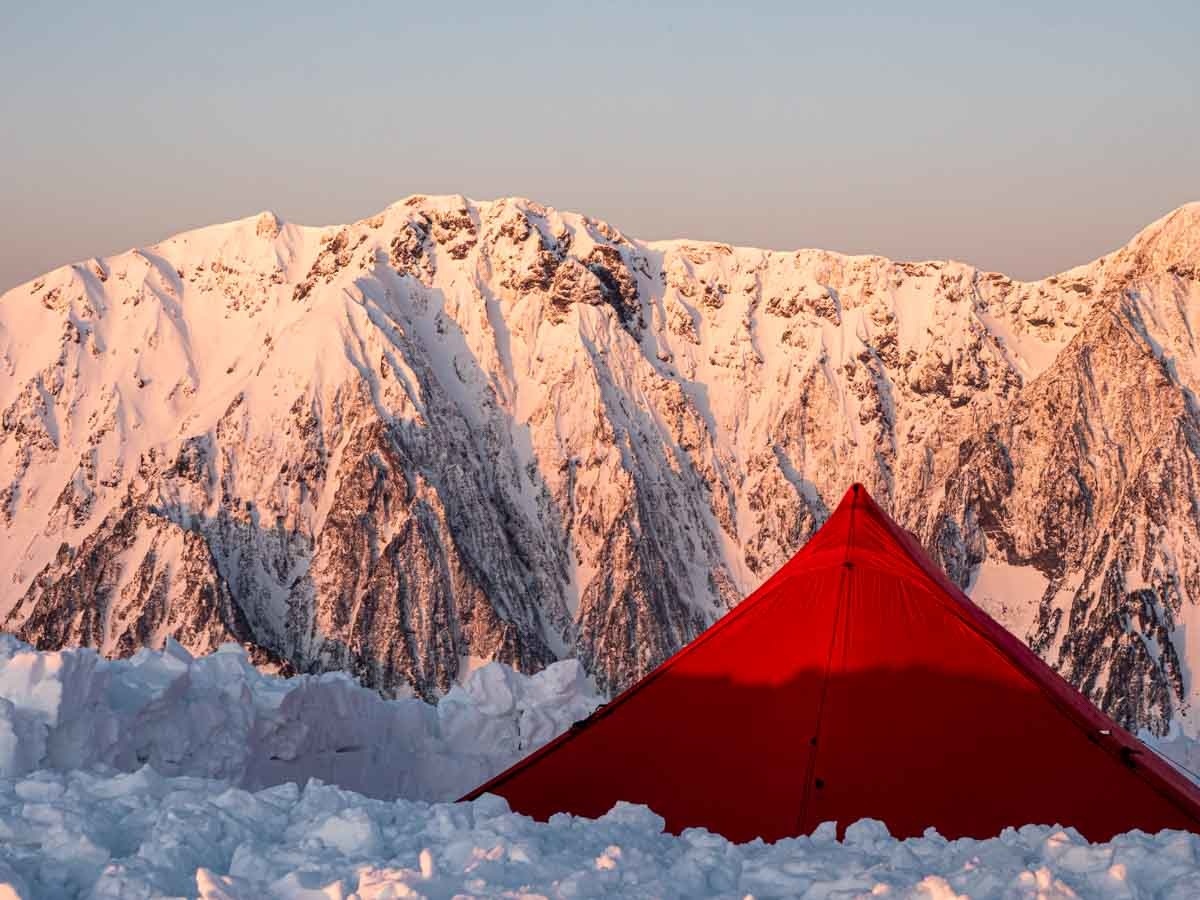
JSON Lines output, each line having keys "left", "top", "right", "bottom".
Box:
{"left": 1, "top": 197, "right": 1198, "bottom": 735}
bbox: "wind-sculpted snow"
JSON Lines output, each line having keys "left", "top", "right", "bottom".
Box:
{"left": 0, "top": 636, "right": 599, "bottom": 801}
{"left": 2, "top": 640, "right": 1200, "bottom": 897}
{"left": 2, "top": 770, "right": 1200, "bottom": 899}
{"left": 2, "top": 196, "right": 1200, "bottom": 735}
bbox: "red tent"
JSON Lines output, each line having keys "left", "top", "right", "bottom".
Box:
{"left": 462, "top": 484, "right": 1200, "bottom": 842}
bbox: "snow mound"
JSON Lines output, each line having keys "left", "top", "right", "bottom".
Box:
{"left": 0, "top": 636, "right": 599, "bottom": 801}
{"left": 1, "top": 768, "right": 1199, "bottom": 899}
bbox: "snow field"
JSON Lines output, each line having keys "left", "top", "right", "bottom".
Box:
{"left": 4, "top": 637, "right": 1200, "bottom": 897}
{"left": 2, "top": 768, "right": 1200, "bottom": 898}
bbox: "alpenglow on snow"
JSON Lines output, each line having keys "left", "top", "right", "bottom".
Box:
{"left": 1, "top": 197, "right": 1199, "bottom": 739}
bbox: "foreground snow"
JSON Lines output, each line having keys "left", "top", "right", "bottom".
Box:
{"left": 6, "top": 638, "right": 1200, "bottom": 898}
{"left": 0, "top": 636, "right": 599, "bottom": 801}
{"left": 2, "top": 767, "right": 1200, "bottom": 899}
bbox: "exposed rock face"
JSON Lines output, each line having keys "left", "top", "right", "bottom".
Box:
{"left": 2, "top": 196, "right": 1199, "bottom": 734}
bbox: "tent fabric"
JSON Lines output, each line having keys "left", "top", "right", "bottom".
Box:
{"left": 461, "top": 484, "right": 1200, "bottom": 842}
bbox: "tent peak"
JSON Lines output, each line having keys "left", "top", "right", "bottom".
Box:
{"left": 838, "top": 482, "right": 869, "bottom": 507}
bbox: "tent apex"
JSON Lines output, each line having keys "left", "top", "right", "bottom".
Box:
{"left": 837, "top": 481, "right": 871, "bottom": 510}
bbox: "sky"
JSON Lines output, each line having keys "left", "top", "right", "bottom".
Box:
{"left": 2, "top": 1, "right": 1197, "bottom": 292}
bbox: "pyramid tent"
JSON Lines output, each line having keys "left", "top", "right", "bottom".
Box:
{"left": 463, "top": 484, "right": 1200, "bottom": 842}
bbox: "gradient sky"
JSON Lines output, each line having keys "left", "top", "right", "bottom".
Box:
{"left": 2, "top": 1, "right": 1197, "bottom": 292}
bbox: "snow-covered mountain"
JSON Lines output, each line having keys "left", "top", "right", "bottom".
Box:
{"left": 2, "top": 195, "right": 1199, "bottom": 735}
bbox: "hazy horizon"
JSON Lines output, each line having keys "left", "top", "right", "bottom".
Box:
{"left": 3, "top": 1, "right": 1197, "bottom": 293}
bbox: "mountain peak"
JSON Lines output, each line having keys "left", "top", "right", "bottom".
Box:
{"left": 3, "top": 194, "right": 1199, "bottom": 740}
{"left": 253, "top": 211, "right": 283, "bottom": 239}
{"left": 1120, "top": 202, "right": 1200, "bottom": 272}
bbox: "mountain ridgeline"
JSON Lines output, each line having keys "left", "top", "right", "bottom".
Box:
{"left": 2, "top": 196, "right": 1199, "bottom": 735}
